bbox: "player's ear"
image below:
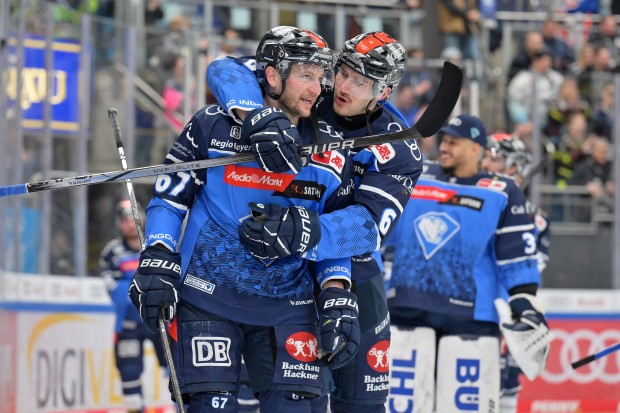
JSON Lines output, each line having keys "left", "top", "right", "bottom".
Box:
{"left": 265, "top": 66, "right": 281, "bottom": 92}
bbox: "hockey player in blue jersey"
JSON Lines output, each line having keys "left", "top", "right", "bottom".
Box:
{"left": 99, "top": 200, "right": 168, "bottom": 413}
{"left": 481, "top": 133, "right": 551, "bottom": 413}
{"left": 384, "top": 114, "right": 554, "bottom": 412}
{"left": 206, "top": 32, "right": 423, "bottom": 413}
{"left": 128, "top": 26, "right": 361, "bottom": 412}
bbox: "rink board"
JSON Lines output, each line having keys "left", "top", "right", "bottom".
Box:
{"left": 518, "top": 289, "right": 620, "bottom": 413}
{"left": 0, "top": 272, "right": 174, "bottom": 413}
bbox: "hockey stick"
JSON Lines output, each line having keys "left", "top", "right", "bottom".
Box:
{"left": 0, "top": 61, "right": 462, "bottom": 198}
{"left": 571, "top": 342, "right": 620, "bottom": 369}
{"left": 108, "top": 109, "right": 186, "bottom": 413}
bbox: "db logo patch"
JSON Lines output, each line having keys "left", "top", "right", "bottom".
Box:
{"left": 285, "top": 332, "right": 318, "bottom": 362}
{"left": 367, "top": 340, "right": 390, "bottom": 373}
{"left": 192, "top": 337, "right": 232, "bottom": 366}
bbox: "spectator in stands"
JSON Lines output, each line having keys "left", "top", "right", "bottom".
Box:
{"left": 552, "top": 112, "right": 591, "bottom": 188}
{"left": 393, "top": 48, "right": 435, "bottom": 125}
{"left": 587, "top": 15, "right": 620, "bottom": 64}
{"left": 571, "top": 42, "right": 595, "bottom": 75}
{"left": 592, "top": 82, "right": 615, "bottom": 140}
{"left": 437, "top": 0, "right": 481, "bottom": 62}
{"left": 569, "top": 137, "right": 613, "bottom": 220}
{"left": 508, "top": 31, "right": 544, "bottom": 81}
{"left": 162, "top": 52, "right": 196, "bottom": 132}
{"left": 577, "top": 45, "right": 614, "bottom": 105}
{"left": 542, "top": 19, "right": 575, "bottom": 74}
{"left": 546, "top": 77, "right": 591, "bottom": 144}
{"left": 507, "top": 50, "right": 564, "bottom": 135}
{"left": 161, "top": 15, "right": 191, "bottom": 54}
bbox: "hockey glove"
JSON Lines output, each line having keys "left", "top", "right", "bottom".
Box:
{"left": 242, "top": 107, "right": 304, "bottom": 173}
{"left": 238, "top": 202, "right": 321, "bottom": 260}
{"left": 495, "top": 294, "right": 554, "bottom": 380}
{"left": 317, "top": 287, "right": 361, "bottom": 370}
{"left": 128, "top": 246, "right": 182, "bottom": 333}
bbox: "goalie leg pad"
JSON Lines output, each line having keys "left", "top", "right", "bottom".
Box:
{"left": 436, "top": 335, "right": 500, "bottom": 413}
{"left": 386, "top": 326, "right": 436, "bottom": 413}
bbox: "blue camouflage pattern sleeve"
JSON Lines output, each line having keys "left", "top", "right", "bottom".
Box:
{"left": 145, "top": 111, "right": 210, "bottom": 251}
{"left": 206, "top": 56, "right": 264, "bottom": 122}
{"left": 308, "top": 116, "right": 422, "bottom": 261}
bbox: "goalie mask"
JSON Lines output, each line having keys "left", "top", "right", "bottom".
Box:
{"left": 255, "top": 26, "right": 334, "bottom": 99}
{"left": 486, "top": 133, "right": 532, "bottom": 177}
{"left": 335, "top": 32, "right": 406, "bottom": 100}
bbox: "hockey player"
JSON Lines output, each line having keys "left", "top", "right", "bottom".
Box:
{"left": 128, "top": 26, "right": 360, "bottom": 412}
{"left": 206, "top": 32, "right": 423, "bottom": 412}
{"left": 384, "top": 114, "right": 553, "bottom": 413}
{"left": 481, "top": 133, "right": 551, "bottom": 413}
{"left": 99, "top": 199, "right": 168, "bottom": 413}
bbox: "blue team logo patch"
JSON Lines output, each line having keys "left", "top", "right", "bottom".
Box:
{"left": 414, "top": 212, "right": 460, "bottom": 259}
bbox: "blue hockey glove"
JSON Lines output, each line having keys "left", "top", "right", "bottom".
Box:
{"left": 128, "top": 246, "right": 181, "bottom": 333}
{"left": 238, "top": 203, "right": 321, "bottom": 260}
{"left": 242, "top": 107, "right": 303, "bottom": 173}
{"left": 317, "top": 287, "right": 360, "bottom": 370}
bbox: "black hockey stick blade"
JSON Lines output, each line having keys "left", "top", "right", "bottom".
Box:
{"left": 0, "top": 62, "right": 462, "bottom": 198}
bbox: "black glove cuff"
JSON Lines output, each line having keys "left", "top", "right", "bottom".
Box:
{"left": 138, "top": 245, "right": 182, "bottom": 278}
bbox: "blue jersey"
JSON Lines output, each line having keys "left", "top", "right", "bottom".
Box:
{"left": 534, "top": 207, "right": 550, "bottom": 272}
{"left": 144, "top": 105, "right": 354, "bottom": 326}
{"left": 206, "top": 57, "right": 423, "bottom": 282}
{"left": 309, "top": 95, "right": 423, "bottom": 281}
{"left": 99, "top": 238, "right": 141, "bottom": 332}
{"left": 386, "top": 162, "right": 541, "bottom": 323}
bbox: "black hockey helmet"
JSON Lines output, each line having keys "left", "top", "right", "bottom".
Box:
{"left": 255, "top": 26, "right": 334, "bottom": 98}
{"left": 336, "top": 32, "right": 406, "bottom": 98}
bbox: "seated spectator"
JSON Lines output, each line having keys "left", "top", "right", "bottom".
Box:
{"left": 591, "top": 82, "right": 614, "bottom": 140}
{"left": 552, "top": 112, "right": 591, "bottom": 188}
{"left": 577, "top": 45, "right": 614, "bottom": 105}
{"left": 508, "top": 31, "right": 544, "bottom": 81}
{"left": 542, "top": 19, "right": 575, "bottom": 74}
{"left": 400, "top": 48, "right": 434, "bottom": 110}
{"left": 546, "top": 76, "right": 591, "bottom": 143}
{"left": 587, "top": 15, "right": 620, "bottom": 64}
{"left": 507, "top": 50, "right": 564, "bottom": 132}
{"left": 569, "top": 137, "right": 613, "bottom": 219}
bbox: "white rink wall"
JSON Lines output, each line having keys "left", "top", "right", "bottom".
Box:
{"left": 0, "top": 271, "right": 174, "bottom": 413}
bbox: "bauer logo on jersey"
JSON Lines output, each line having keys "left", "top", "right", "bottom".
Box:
{"left": 192, "top": 337, "right": 232, "bottom": 366}
{"left": 224, "top": 165, "right": 295, "bottom": 191}
{"left": 414, "top": 212, "right": 461, "bottom": 260}
{"left": 370, "top": 143, "right": 396, "bottom": 164}
{"left": 476, "top": 177, "right": 507, "bottom": 191}
{"left": 311, "top": 151, "right": 345, "bottom": 174}
{"left": 367, "top": 340, "right": 390, "bottom": 373}
{"left": 285, "top": 332, "right": 318, "bottom": 362}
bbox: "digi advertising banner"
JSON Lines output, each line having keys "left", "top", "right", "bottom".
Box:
{"left": 0, "top": 273, "right": 174, "bottom": 413}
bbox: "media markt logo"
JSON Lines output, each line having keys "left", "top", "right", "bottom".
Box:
{"left": 414, "top": 211, "right": 460, "bottom": 259}
{"left": 285, "top": 332, "right": 318, "bottom": 362}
